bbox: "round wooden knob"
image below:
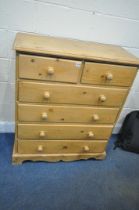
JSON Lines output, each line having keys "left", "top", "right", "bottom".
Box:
{"left": 41, "top": 112, "right": 48, "bottom": 120}
{"left": 88, "top": 131, "right": 95, "bottom": 138}
{"left": 99, "top": 95, "right": 106, "bottom": 102}
{"left": 37, "top": 145, "right": 43, "bottom": 152}
{"left": 47, "top": 67, "right": 55, "bottom": 75}
{"left": 92, "top": 114, "right": 99, "bottom": 121}
{"left": 44, "top": 91, "right": 50, "bottom": 99}
{"left": 105, "top": 73, "right": 113, "bottom": 81}
{"left": 39, "top": 131, "right": 45, "bottom": 137}
{"left": 83, "top": 145, "right": 90, "bottom": 152}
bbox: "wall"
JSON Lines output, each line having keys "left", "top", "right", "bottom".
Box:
{"left": 0, "top": 0, "right": 139, "bottom": 133}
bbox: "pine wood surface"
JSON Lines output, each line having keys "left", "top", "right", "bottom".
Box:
{"left": 19, "top": 54, "right": 82, "bottom": 83}
{"left": 81, "top": 62, "right": 137, "bottom": 86}
{"left": 18, "top": 81, "right": 128, "bottom": 107}
{"left": 18, "top": 103, "right": 119, "bottom": 124}
{"left": 14, "top": 33, "right": 139, "bottom": 66}
{"left": 13, "top": 33, "right": 138, "bottom": 164}
{"left": 17, "top": 123, "right": 113, "bottom": 140}
{"left": 17, "top": 140, "right": 107, "bottom": 154}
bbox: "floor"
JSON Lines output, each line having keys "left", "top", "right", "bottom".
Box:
{"left": 0, "top": 133, "right": 139, "bottom": 210}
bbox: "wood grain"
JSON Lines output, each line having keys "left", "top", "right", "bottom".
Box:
{"left": 19, "top": 54, "right": 82, "bottom": 83}
{"left": 18, "top": 103, "right": 119, "bottom": 124}
{"left": 14, "top": 33, "right": 139, "bottom": 65}
{"left": 13, "top": 33, "right": 138, "bottom": 164}
{"left": 81, "top": 62, "right": 137, "bottom": 87}
{"left": 12, "top": 151, "right": 106, "bottom": 164}
{"left": 18, "top": 81, "right": 128, "bottom": 107}
{"left": 17, "top": 140, "right": 108, "bottom": 154}
{"left": 17, "top": 123, "right": 113, "bottom": 140}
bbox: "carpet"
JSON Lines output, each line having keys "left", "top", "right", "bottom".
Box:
{"left": 0, "top": 133, "right": 139, "bottom": 210}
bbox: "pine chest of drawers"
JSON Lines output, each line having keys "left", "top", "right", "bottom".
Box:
{"left": 13, "top": 33, "right": 139, "bottom": 164}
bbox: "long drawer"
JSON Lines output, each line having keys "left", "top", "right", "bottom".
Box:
{"left": 18, "top": 81, "right": 128, "bottom": 107}
{"left": 18, "top": 103, "right": 119, "bottom": 124}
{"left": 19, "top": 54, "right": 82, "bottom": 83}
{"left": 17, "top": 124, "right": 113, "bottom": 140}
{"left": 81, "top": 62, "right": 137, "bottom": 87}
{"left": 18, "top": 140, "right": 107, "bottom": 154}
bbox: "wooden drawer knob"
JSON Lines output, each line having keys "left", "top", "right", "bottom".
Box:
{"left": 105, "top": 73, "right": 113, "bottom": 81}
{"left": 47, "top": 67, "right": 55, "bottom": 75}
{"left": 42, "top": 112, "right": 48, "bottom": 120}
{"left": 99, "top": 95, "right": 106, "bottom": 102}
{"left": 88, "top": 131, "right": 94, "bottom": 138}
{"left": 39, "top": 131, "right": 46, "bottom": 137}
{"left": 92, "top": 114, "right": 99, "bottom": 121}
{"left": 83, "top": 145, "right": 90, "bottom": 152}
{"left": 37, "top": 145, "right": 43, "bottom": 152}
{"left": 44, "top": 91, "right": 50, "bottom": 99}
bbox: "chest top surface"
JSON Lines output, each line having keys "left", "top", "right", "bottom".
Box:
{"left": 14, "top": 33, "right": 139, "bottom": 66}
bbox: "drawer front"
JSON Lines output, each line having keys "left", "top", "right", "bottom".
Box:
{"left": 18, "top": 103, "right": 119, "bottom": 124}
{"left": 17, "top": 124, "right": 113, "bottom": 140}
{"left": 19, "top": 54, "right": 82, "bottom": 83}
{"left": 18, "top": 140, "right": 107, "bottom": 154}
{"left": 81, "top": 62, "right": 137, "bottom": 87}
{"left": 19, "top": 81, "right": 128, "bottom": 107}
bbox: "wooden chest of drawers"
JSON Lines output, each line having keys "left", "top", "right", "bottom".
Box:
{"left": 13, "top": 33, "right": 139, "bottom": 164}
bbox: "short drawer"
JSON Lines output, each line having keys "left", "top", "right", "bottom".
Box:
{"left": 18, "top": 103, "right": 119, "bottom": 124}
{"left": 18, "top": 81, "right": 128, "bottom": 107}
{"left": 81, "top": 62, "right": 137, "bottom": 87}
{"left": 17, "top": 124, "right": 112, "bottom": 140}
{"left": 19, "top": 54, "right": 82, "bottom": 83}
{"left": 18, "top": 140, "right": 108, "bottom": 154}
